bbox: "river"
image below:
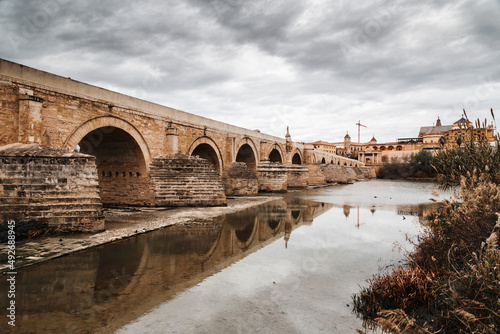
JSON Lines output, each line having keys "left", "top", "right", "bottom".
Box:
{"left": 0, "top": 180, "right": 452, "bottom": 333}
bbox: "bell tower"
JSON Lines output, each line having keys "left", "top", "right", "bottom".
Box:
{"left": 344, "top": 132, "right": 351, "bottom": 157}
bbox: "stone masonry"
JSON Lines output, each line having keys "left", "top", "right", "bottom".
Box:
{"left": 307, "top": 165, "right": 327, "bottom": 185}
{"left": 286, "top": 165, "right": 309, "bottom": 189}
{"left": 321, "top": 165, "right": 357, "bottom": 184}
{"left": 149, "top": 154, "right": 227, "bottom": 207}
{"left": 222, "top": 162, "right": 259, "bottom": 196}
{"left": 256, "top": 163, "right": 288, "bottom": 192}
{"left": 0, "top": 144, "right": 104, "bottom": 232}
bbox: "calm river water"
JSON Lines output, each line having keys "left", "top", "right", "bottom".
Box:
{"left": 0, "top": 180, "right": 452, "bottom": 334}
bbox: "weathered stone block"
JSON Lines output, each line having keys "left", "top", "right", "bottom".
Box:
{"left": 287, "top": 165, "right": 309, "bottom": 189}
{"left": 256, "top": 163, "right": 288, "bottom": 192}
{"left": 307, "top": 165, "right": 327, "bottom": 185}
{"left": 0, "top": 143, "right": 104, "bottom": 232}
{"left": 320, "top": 165, "right": 368, "bottom": 184}
{"left": 222, "top": 162, "right": 258, "bottom": 196}
{"left": 149, "top": 154, "right": 227, "bottom": 206}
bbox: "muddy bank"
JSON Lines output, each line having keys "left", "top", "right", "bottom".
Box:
{"left": 0, "top": 196, "right": 276, "bottom": 272}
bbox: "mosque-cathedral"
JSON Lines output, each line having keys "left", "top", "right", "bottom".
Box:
{"left": 308, "top": 115, "right": 496, "bottom": 165}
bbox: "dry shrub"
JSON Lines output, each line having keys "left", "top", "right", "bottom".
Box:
{"left": 433, "top": 241, "right": 500, "bottom": 333}
{"left": 375, "top": 309, "right": 433, "bottom": 334}
{"left": 352, "top": 265, "right": 436, "bottom": 322}
{"left": 434, "top": 110, "right": 500, "bottom": 189}
{"left": 425, "top": 174, "right": 500, "bottom": 265}
{"left": 353, "top": 174, "right": 500, "bottom": 332}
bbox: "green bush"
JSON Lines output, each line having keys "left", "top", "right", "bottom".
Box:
{"left": 434, "top": 137, "right": 500, "bottom": 189}
{"left": 377, "top": 150, "right": 437, "bottom": 179}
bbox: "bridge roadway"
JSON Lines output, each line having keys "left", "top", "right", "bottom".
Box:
{"left": 0, "top": 59, "right": 369, "bottom": 231}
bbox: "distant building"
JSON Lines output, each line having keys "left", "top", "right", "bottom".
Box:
{"left": 309, "top": 115, "right": 496, "bottom": 166}
{"left": 308, "top": 140, "right": 337, "bottom": 154}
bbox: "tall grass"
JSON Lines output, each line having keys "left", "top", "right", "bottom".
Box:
{"left": 434, "top": 110, "right": 500, "bottom": 189}
{"left": 353, "top": 111, "right": 500, "bottom": 333}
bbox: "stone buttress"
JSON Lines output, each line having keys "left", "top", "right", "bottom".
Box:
{"left": 149, "top": 154, "right": 227, "bottom": 206}
{"left": 286, "top": 165, "right": 309, "bottom": 189}
{"left": 0, "top": 144, "right": 104, "bottom": 232}
{"left": 221, "top": 162, "right": 258, "bottom": 196}
{"left": 256, "top": 162, "right": 288, "bottom": 192}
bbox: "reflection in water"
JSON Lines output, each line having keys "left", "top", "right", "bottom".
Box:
{"left": 119, "top": 182, "right": 442, "bottom": 334}
{"left": 0, "top": 180, "right": 447, "bottom": 333}
{"left": 291, "top": 210, "right": 300, "bottom": 220}
{"left": 0, "top": 197, "right": 332, "bottom": 334}
{"left": 336, "top": 202, "right": 441, "bottom": 229}
{"left": 396, "top": 203, "right": 442, "bottom": 218}
{"left": 343, "top": 204, "right": 351, "bottom": 218}
{"left": 233, "top": 217, "right": 255, "bottom": 243}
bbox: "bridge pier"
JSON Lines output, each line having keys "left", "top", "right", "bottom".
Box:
{"left": 165, "top": 125, "right": 179, "bottom": 153}
{"left": 221, "top": 162, "right": 258, "bottom": 196}
{"left": 0, "top": 144, "right": 104, "bottom": 232}
{"left": 18, "top": 93, "right": 44, "bottom": 144}
{"left": 256, "top": 162, "right": 288, "bottom": 192}
{"left": 286, "top": 165, "right": 309, "bottom": 189}
{"left": 149, "top": 154, "right": 227, "bottom": 207}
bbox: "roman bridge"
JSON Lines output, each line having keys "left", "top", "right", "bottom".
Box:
{"left": 0, "top": 59, "right": 373, "bottom": 231}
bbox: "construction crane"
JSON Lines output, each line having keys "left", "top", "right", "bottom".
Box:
{"left": 355, "top": 120, "right": 367, "bottom": 143}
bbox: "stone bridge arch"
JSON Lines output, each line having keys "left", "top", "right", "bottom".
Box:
{"left": 291, "top": 149, "right": 303, "bottom": 165}
{"left": 235, "top": 137, "right": 258, "bottom": 172}
{"left": 268, "top": 143, "right": 284, "bottom": 163}
{"left": 63, "top": 116, "right": 154, "bottom": 206}
{"left": 187, "top": 136, "right": 223, "bottom": 174}
{"left": 63, "top": 116, "right": 152, "bottom": 166}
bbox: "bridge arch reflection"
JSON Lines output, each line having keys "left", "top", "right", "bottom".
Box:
{"left": 6, "top": 198, "right": 333, "bottom": 333}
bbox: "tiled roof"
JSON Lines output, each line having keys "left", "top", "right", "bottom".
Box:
{"left": 419, "top": 125, "right": 452, "bottom": 136}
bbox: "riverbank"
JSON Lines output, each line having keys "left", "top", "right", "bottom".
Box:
{"left": 0, "top": 196, "right": 278, "bottom": 273}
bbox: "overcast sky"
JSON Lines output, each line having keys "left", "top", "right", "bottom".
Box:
{"left": 1, "top": 0, "right": 499, "bottom": 143}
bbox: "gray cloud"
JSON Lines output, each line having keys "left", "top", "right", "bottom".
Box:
{"left": 0, "top": 0, "right": 499, "bottom": 143}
